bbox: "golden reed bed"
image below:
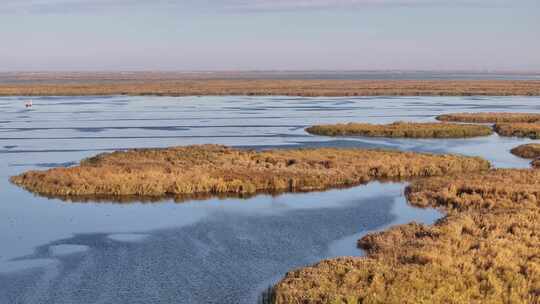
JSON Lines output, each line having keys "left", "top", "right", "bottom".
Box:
{"left": 511, "top": 144, "right": 540, "bottom": 159}
{"left": 494, "top": 123, "right": 540, "bottom": 140}
{"left": 437, "top": 112, "right": 540, "bottom": 139}
{"left": 511, "top": 144, "right": 540, "bottom": 169}
{"left": 10, "top": 145, "right": 489, "bottom": 199}
{"left": 437, "top": 112, "right": 540, "bottom": 123}
{"left": 306, "top": 122, "right": 493, "bottom": 138}
{"left": 438, "top": 112, "right": 540, "bottom": 139}
{"left": 2, "top": 80, "right": 540, "bottom": 96}
{"left": 273, "top": 169, "right": 540, "bottom": 304}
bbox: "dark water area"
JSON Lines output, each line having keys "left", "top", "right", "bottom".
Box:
{"left": 0, "top": 95, "right": 539, "bottom": 303}
{"left": 1, "top": 187, "right": 429, "bottom": 304}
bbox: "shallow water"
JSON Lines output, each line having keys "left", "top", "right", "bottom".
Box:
{"left": 0, "top": 95, "right": 539, "bottom": 304}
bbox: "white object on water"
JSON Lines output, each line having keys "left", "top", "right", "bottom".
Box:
{"left": 25, "top": 100, "right": 33, "bottom": 108}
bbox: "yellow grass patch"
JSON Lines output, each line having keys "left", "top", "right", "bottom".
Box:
{"left": 2, "top": 80, "right": 540, "bottom": 97}
{"left": 494, "top": 123, "right": 540, "bottom": 139}
{"left": 10, "top": 145, "right": 489, "bottom": 200}
{"left": 437, "top": 112, "right": 540, "bottom": 123}
{"left": 436, "top": 112, "right": 540, "bottom": 139}
{"left": 510, "top": 144, "right": 540, "bottom": 159}
{"left": 306, "top": 122, "right": 493, "bottom": 138}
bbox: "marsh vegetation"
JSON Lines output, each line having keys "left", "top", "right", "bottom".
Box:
{"left": 2, "top": 80, "right": 540, "bottom": 97}
{"left": 510, "top": 143, "right": 540, "bottom": 159}
{"left": 10, "top": 145, "right": 489, "bottom": 199}
{"left": 436, "top": 112, "right": 540, "bottom": 139}
{"left": 305, "top": 122, "right": 493, "bottom": 138}
{"left": 437, "top": 112, "right": 540, "bottom": 123}
{"left": 494, "top": 123, "right": 540, "bottom": 139}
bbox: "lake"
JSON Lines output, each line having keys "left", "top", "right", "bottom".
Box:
{"left": 0, "top": 95, "right": 538, "bottom": 304}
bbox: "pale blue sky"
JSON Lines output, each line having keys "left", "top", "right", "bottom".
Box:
{"left": 1, "top": 0, "right": 539, "bottom": 71}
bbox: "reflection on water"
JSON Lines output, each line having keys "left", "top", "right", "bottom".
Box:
{"left": 24, "top": 176, "right": 410, "bottom": 204}
{"left": 0, "top": 95, "right": 539, "bottom": 303}
{"left": 0, "top": 183, "right": 440, "bottom": 304}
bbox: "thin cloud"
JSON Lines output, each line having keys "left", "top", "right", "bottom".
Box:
{"left": 0, "top": 0, "right": 518, "bottom": 14}
{"left": 229, "top": 0, "right": 507, "bottom": 10}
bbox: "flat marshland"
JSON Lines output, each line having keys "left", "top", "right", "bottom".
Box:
{"left": 510, "top": 143, "right": 540, "bottom": 159}
{"left": 437, "top": 112, "right": 540, "bottom": 123}
{"left": 10, "top": 145, "right": 489, "bottom": 198}
{"left": 2, "top": 78, "right": 540, "bottom": 97}
{"left": 306, "top": 122, "right": 493, "bottom": 138}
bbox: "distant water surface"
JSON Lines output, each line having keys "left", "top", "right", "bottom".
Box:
{"left": 0, "top": 71, "right": 539, "bottom": 84}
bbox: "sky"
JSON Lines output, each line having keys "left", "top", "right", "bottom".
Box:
{"left": 1, "top": 0, "right": 539, "bottom": 71}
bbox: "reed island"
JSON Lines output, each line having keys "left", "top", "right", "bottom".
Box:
{"left": 10, "top": 145, "right": 489, "bottom": 199}
{"left": 306, "top": 122, "right": 493, "bottom": 138}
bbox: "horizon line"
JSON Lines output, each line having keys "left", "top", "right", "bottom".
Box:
{"left": 2, "top": 69, "right": 540, "bottom": 74}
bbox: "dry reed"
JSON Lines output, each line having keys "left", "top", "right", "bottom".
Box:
{"left": 494, "top": 123, "right": 540, "bottom": 139}
{"left": 437, "top": 112, "right": 540, "bottom": 123}
{"left": 510, "top": 144, "right": 540, "bottom": 159}
{"left": 2, "top": 80, "right": 540, "bottom": 97}
{"left": 10, "top": 145, "right": 489, "bottom": 199}
{"left": 306, "top": 122, "right": 493, "bottom": 138}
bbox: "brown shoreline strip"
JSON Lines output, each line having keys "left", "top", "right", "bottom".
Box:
{"left": 437, "top": 112, "right": 540, "bottom": 123}
{"left": 273, "top": 169, "right": 540, "bottom": 303}
{"left": 510, "top": 143, "right": 540, "bottom": 159}
{"left": 435, "top": 112, "right": 540, "bottom": 139}
{"left": 494, "top": 123, "right": 540, "bottom": 139}
{"left": 306, "top": 122, "right": 493, "bottom": 138}
{"left": 10, "top": 145, "right": 489, "bottom": 199}
{"left": 2, "top": 80, "right": 540, "bottom": 96}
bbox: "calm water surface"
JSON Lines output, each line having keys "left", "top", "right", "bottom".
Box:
{"left": 0, "top": 95, "right": 538, "bottom": 304}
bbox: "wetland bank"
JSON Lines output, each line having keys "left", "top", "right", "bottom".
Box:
{"left": 1, "top": 95, "right": 540, "bottom": 304}
{"left": 274, "top": 168, "right": 540, "bottom": 303}
{"left": 273, "top": 112, "right": 540, "bottom": 303}
{"left": 2, "top": 72, "right": 540, "bottom": 97}
{"left": 11, "top": 145, "right": 489, "bottom": 198}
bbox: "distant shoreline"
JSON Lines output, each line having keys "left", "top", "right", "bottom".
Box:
{"left": 2, "top": 71, "right": 540, "bottom": 83}
{"left": 1, "top": 79, "right": 540, "bottom": 97}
